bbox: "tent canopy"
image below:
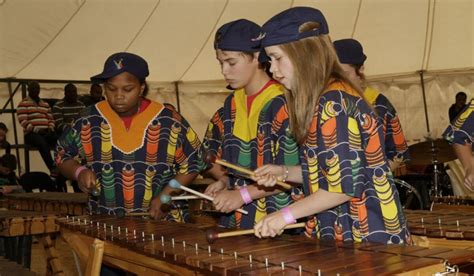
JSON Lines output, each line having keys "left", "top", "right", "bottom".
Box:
{"left": 1, "top": 0, "right": 472, "bottom": 82}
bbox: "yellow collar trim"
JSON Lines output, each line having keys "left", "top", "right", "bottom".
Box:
{"left": 233, "top": 83, "right": 284, "bottom": 142}
{"left": 363, "top": 86, "right": 380, "bottom": 105}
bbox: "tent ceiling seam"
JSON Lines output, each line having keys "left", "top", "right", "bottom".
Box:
{"left": 12, "top": 0, "right": 87, "bottom": 77}
{"left": 421, "top": 0, "right": 435, "bottom": 70}
{"left": 425, "top": 0, "right": 437, "bottom": 70}
{"left": 124, "top": 0, "right": 161, "bottom": 51}
{"left": 351, "top": 0, "right": 363, "bottom": 38}
{"left": 177, "top": 0, "right": 229, "bottom": 81}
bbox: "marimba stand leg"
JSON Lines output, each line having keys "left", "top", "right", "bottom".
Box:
{"left": 18, "top": 235, "right": 32, "bottom": 268}
{"left": 85, "top": 239, "right": 104, "bottom": 276}
{"left": 4, "top": 237, "right": 17, "bottom": 263}
{"left": 0, "top": 237, "right": 4, "bottom": 256}
{"left": 39, "top": 235, "right": 65, "bottom": 276}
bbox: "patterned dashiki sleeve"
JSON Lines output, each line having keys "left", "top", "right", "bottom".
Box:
{"left": 203, "top": 107, "right": 224, "bottom": 162}
{"left": 173, "top": 110, "right": 206, "bottom": 175}
{"left": 316, "top": 91, "right": 371, "bottom": 198}
{"left": 54, "top": 124, "right": 82, "bottom": 167}
{"left": 443, "top": 99, "right": 474, "bottom": 146}
{"left": 376, "top": 94, "right": 410, "bottom": 162}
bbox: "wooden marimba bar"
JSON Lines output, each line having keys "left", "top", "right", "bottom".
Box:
{"left": 58, "top": 215, "right": 474, "bottom": 275}
{"left": 4, "top": 192, "right": 88, "bottom": 216}
{"left": 431, "top": 196, "right": 474, "bottom": 212}
{"left": 406, "top": 209, "right": 474, "bottom": 250}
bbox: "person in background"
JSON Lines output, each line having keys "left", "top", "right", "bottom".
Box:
{"left": 0, "top": 124, "right": 19, "bottom": 193}
{"left": 81, "top": 83, "right": 105, "bottom": 107}
{"left": 17, "top": 81, "right": 57, "bottom": 177}
{"left": 333, "top": 38, "right": 410, "bottom": 172}
{"left": 53, "top": 83, "right": 86, "bottom": 135}
{"left": 449, "top": 91, "right": 467, "bottom": 122}
{"left": 444, "top": 99, "right": 474, "bottom": 192}
{"left": 0, "top": 123, "right": 11, "bottom": 155}
{"left": 0, "top": 154, "right": 19, "bottom": 189}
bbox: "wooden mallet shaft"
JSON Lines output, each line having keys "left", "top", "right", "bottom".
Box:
{"left": 206, "top": 222, "right": 306, "bottom": 243}
{"left": 171, "top": 195, "right": 200, "bottom": 200}
{"left": 160, "top": 194, "right": 200, "bottom": 204}
{"left": 169, "top": 179, "right": 248, "bottom": 215}
{"left": 215, "top": 159, "right": 292, "bottom": 190}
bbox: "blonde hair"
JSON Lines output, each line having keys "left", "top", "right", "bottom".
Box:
{"left": 280, "top": 22, "right": 363, "bottom": 144}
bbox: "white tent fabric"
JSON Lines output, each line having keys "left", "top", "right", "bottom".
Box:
{"left": 1, "top": 0, "right": 472, "bottom": 81}
{"left": 0, "top": 0, "right": 473, "bottom": 173}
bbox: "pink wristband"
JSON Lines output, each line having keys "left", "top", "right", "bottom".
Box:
{"left": 74, "top": 166, "right": 87, "bottom": 181}
{"left": 281, "top": 206, "right": 296, "bottom": 224}
{"left": 239, "top": 187, "right": 252, "bottom": 205}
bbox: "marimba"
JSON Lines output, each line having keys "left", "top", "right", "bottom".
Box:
{"left": 58, "top": 215, "right": 474, "bottom": 275}
{"left": 430, "top": 196, "right": 474, "bottom": 212}
{"left": 0, "top": 210, "right": 63, "bottom": 274}
{"left": 4, "top": 192, "right": 88, "bottom": 216}
{"left": 406, "top": 209, "right": 474, "bottom": 250}
{"left": 0, "top": 210, "right": 58, "bottom": 237}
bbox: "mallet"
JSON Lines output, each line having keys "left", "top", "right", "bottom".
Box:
{"left": 159, "top": 194, "right": 200, "bottom": 203}
{"left": 168, "top": 179, "right": 248, "bottom": 215}
{"left": 205, "top": 222, "right": 306, "bottom": 244}
{"left": 91, "top": 188, "right": 100, "bottom": 197}
{"left": 215, "top": 159, "right": 292, "bottom": 190}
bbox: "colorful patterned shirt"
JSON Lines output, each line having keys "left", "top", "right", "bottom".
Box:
{"left": 364, "top": 87, "right": 409, "bottom": 162}
{"left": 204, "top": 81, "right": 303, "bottom": 229}
{"left": 443, "top": 99, "right": 474, "bottom": 145}
{"left": 55, "top": 100, "right": 205, "bottom": 222}
{"left": 301, "top": 80, "right": 410, "bottom": 244}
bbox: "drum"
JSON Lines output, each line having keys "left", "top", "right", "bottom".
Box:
{"left": 394, "top": 179, "right": 423, "bottom": 210}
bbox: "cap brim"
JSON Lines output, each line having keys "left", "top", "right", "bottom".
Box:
{"left": 90, "top": 69, "right": 126, "bottom": 83}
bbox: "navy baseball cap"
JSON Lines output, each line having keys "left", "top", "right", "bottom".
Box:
{"left": 333, "top": 39, "right": 367, "bottom": 66}
{"left": 214, "top": 19, "right": 263, "bottom": 52}
{"left": 91, "top": 52, "right": 149, "bottom": 83}
{"left": 261, "top": 7, "right": 329, "bottom": 48}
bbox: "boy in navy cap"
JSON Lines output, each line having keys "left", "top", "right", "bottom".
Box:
{"left": 333, "top": 38, "right": 410, "bottom": 172}
{"left": 203, "top": 19, "right": 303, "bottom": 230}
{"left": 252, "top": 7, "right": 410, "bottom": 245}
{"left": 55, "top": 52, "right": 205, "bottom": 220}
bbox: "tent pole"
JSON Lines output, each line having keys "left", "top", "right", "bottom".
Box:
{"left": 0, "top": 82, "right": 20, "bottom": 114}
{"left": 7, "top": 81, "right": 22, "bottom": 175}
{"left": 418, "top": 70, "right": 430, "bottom": 133}
{"left": 174, "top": 81, "right": 181, "bottom": 113}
